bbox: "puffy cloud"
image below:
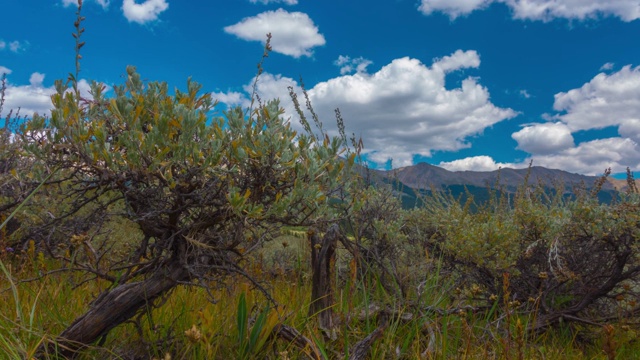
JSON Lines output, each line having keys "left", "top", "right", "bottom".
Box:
{"left": 29, "top": 72, "right": 45, "bottom": 87}
{"left": 75, "top": 79, "right": 111, "bottom": 100}
{"left": 207, "top": 73, "right": 297, "bottom": 114}
{"left": 439, "top": 138, "right": 640, "bottom": 175}
{"left": 306, "top": 52, "right": 516, "bottom": 167}
{"left": 0, "top": 72, "right": 111, "bottom": 119}
{"left": 249, "top": 0, "right": 298, "bottom": 4}
{"left": 238, "top": 72, "right": 299, "bottom": 114}
{"left": 439, "top": 155, "right": 518, "bottom": 171}
{"left": 505, "top": 0, "right": 640, "bottom": 22}
{"left": 0, "top": 40, "right": 4, "bottom": 51}
{"left": 0, "top": 74, "right": 56, "bottom": 118}
{"left": 0, "top": 66, "right": 11, "bottom": 76}
{"left": 512, "top": 122, "right": 574, "bottom": 154}
{"left": 519, "top": 89, "right": 531, "bottom": 98}
{"left": 418, "top": 0, "right": 640, "bottom": 22}
{"left": 505, "top": 65, "right": 640, "bottom": 175}
{"left": 233, "top": 50, "right": 516, "bottom": 168}
{"left": 62, "top": 0, "right": 110, "bottom": 9}
{"left": 122, "top": 0, "right": 169, "bottom": 24}
{"left": 334, "top": 56, "right": 373, "bottom": 75}
{"left": 552, "top": 65, "right": 640, "bottom": 132}
{"left": 215, "top": 51, "right": 637, "bottom": 176}
{"left": 224, "top": 9, "right": 325, "bottom": 58}
{"left": 619, "top": 119, "right": 640, "bottom": 143}
{"left": 210, "top": 91, "right": 246, "bottom": 106}
{"left": 525, "top": 138, "right": 640, "bottom": 175}
{"left": 432, "top": 49, "right": 481, "bottom": 72}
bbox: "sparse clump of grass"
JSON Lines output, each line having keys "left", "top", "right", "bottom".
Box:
{"left": 4, "top": 247, "right": 638, "bottom": 359}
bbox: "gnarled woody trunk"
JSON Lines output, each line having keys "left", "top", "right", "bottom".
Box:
{"left": 308, "top": 224, "right": 339, "bottom": 339}
{"left": 38, "top": 261, "right": 189, "bottom": 359}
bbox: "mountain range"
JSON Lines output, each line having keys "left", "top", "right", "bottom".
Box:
{"left": 361, "top": 162, "right": 635, "bottom": 208}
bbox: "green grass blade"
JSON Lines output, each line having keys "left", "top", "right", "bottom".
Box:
{"left": 247, "top": 306, "right": 268, "bottom": 354}
{"left": 236, "top": 292, "right": 248, "bottom": 354}
{"left": 0, "top": 259, "right": 23, "bottom": 324}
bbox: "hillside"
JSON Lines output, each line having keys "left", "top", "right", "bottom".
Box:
{"left": 360, "top": 162, "right": 633, "bottom": 208}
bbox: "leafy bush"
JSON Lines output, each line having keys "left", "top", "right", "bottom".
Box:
{"left": 7, "top": 6, "right": 352, "bottom": 352}
{"left": 0, "top": 75, "right": 35, "bottom": 254}
{"left": 404, "top": 172, "right": 640, "bottom": 332}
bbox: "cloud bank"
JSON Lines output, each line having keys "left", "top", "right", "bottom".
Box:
{"left": 451, "top": 65, "right": 640, "bottom": 175}
{"left": 439, "top": 155, "right": 517, "bottom": 172}
{"left": 419, "top": 0, "right": 640, "bottom": 21}
{"left": 216, "top": 50, "right": 517, "bottom": 168}
{"left": 122, "top": 0, "right": 169, "bottom": 24}
{"left": 0, "top": 69, "right": 110, "bottom": 119}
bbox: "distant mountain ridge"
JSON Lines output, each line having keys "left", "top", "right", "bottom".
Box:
{"left": 360, "top": 162, "right": 635, "bottom": 208}
{"left": 380, "top": 163, "right": 618, "bottom": 191}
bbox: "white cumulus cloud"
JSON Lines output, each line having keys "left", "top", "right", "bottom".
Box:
{"left": 224, "top": 9, "right": 325, "bottom": 58}
{"left": 210, "top": 91, "right": 246, "bottom": 106}
{"left": 0, "top": 72, "right": 111, "bottom": 119}
{"left": 232, "top": 50, "right": 517, "bottom": 168}
{"left": 524, "top": 138, "right": 640, "bottom": 175}
{"left": 306, "top": 52, "right": 517, "bottom": 167}
{"left": 552, "top": 65, "right": 640, "bottom": 132}
{"left": 0, "top": 74, "right": 57, "bottom": 118}
{"left": 205, "top": 73, "right": 296, "bottom": 114}
{"left": 512, "top": 122, "right": 575, "bottom": 154}
{"left": 122, "top": 0, "right": 169, "bottom": 24}
{"left": 433, "top": 49, "right": 481, "bottom": 72}
{"left": 506, "top": 0, "right": 640, "bottom": 22}
{"left": 419, "top": 0, "right": 640, "bottom": 21}
{"left": 438, "top": 138, "right": 640, "bottom": 174}
{"left": 439, "top": 155, "right": 517, "bottom": 171}
{"left": 29, "top": 72, "right": 45, "bottom": 87}
{"left": 506, "top": 65, "right": 640, "bottom": 175}
{"left": 0, "top": 66, "right": 11, "bottom": 76}
{"left": 240, "top": 72, "right": 299, "bottom": 111}
{"left": 619, "top": 119, "right": 640, "bottom": 143}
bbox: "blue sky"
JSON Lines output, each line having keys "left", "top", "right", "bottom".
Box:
{"left": 1, "top": 0, "right": 640, "bottom": 176}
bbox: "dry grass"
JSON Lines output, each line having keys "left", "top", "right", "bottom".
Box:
{"left": 2, "top": 234, "right": 639, "bottom": 359}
